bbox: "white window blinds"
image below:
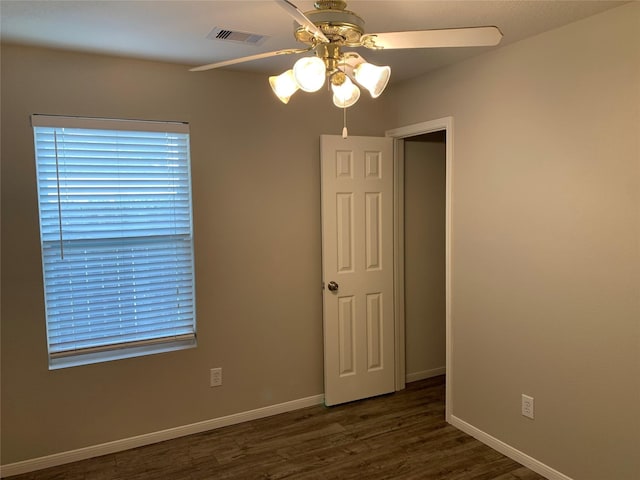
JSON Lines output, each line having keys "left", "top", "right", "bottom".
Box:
{"left": 32, "top": 115, "right": 196, "bottom": 368}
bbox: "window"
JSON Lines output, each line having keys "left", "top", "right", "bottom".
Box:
{"left": 32, "top": 115, "right": 196, "bottom": 369}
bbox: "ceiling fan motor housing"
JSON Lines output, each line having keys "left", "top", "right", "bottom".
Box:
{"left": 294, "top": 1, "right": 365, "bottom": 46}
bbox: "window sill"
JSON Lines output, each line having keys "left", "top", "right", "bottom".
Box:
{"left": 48, "top": 336, "right": 197, "bottom": 370}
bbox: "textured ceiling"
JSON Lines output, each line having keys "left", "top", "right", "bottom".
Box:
{"left": 0, "top": 1, "right": 627, "bottom": 83}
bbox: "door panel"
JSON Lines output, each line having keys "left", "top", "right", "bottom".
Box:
{"left": 321, "top": 135, "right": 394, "bottom": 406}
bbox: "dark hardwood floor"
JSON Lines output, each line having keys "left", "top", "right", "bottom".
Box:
{"left": 8, "top": 376, "right": 545, "bottom": 479}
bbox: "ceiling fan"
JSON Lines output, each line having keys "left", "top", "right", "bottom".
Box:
{"left": 190, "top": 0, "right": 502, "bottom": 109}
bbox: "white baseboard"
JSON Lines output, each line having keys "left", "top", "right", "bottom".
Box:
{"left": 406, "top": 366, "right": 446, "bottom": 383}
{"left": 449, "top": 415, "right": 573, "bottom": 480}
{"left": 0, "top": 393, "right": 325, "bottom": 478}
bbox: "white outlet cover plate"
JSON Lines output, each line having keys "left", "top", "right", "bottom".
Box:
{"left": 522, "top": 394, "right": 534, "bottom": 419}
{"left": 210, "top": 368, "right": 222, "bottom": 387}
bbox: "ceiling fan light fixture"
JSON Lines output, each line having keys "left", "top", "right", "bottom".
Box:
{"left": 331, "top": 75, "right": 360, "bottom": 108}
{"left": 269, "top": 69, "right": 299, "bottom": 104}
{"left": 293, "top": 56, "right": 326, "bottom": 92}
{"left": 354, "top": 63, "right": 391, "bottom": 98}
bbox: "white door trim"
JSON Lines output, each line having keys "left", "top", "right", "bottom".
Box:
{"left": 386, "top": 117, "right": 453, "bottom": 422}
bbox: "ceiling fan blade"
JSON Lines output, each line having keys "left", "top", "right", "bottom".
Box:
{"left": 275, "top": 0, "right": 329, "bottom": 43}
{"left": 189, "top": 48, "right": 310, "bottom": 72}
{"left": 361, "top": 26, "right": 502, "bottom": 50}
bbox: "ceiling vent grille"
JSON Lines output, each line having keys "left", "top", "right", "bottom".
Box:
{"left": 207, "top": 27, "right": 269, "bottom": 46}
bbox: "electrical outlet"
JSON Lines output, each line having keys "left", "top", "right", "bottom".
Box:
{"left": 210, "top": 367, "right": 222, "bottom": 387}
{"left": 521, "top": 394, "right": 534, "bottom": 419}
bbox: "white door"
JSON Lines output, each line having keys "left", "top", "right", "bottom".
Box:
{"left": 320, "top": 135, "right": 395, "bottom": 406}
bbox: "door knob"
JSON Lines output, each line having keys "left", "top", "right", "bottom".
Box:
{"left": 327, "top": 281, "right": 339, "bottom": 292}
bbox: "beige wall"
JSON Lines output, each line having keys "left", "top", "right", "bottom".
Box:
{"left": 404, "top": 137, "right": 446, "bottom": 379}
{"left": 0, "top": 44, "right": 384, "bottom": 463}
{"left": 384, "top": 4, "right": 640, "bottom": 479}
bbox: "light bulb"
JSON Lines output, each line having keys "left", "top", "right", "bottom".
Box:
{"left": 293, "top": 56, "right": 326, "bottom": 92}
{"left": 269, "top": 70, "right": 299, "bottom": 104}
{"left": 331, "top": 76, "right": 360, "bottom": 108}
{"left": 354, "top": 63, "right": 391, "bottom": 98}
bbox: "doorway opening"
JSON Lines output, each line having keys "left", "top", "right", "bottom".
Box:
{"left": 404, "top": 132, "right": 447, "bottom": 386}
{"left": 387, "top": 118, "right": 453, "bottom": 421}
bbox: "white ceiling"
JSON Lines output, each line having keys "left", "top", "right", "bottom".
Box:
{"left": 0, "top": 0, "right": 627, "bottom": 83}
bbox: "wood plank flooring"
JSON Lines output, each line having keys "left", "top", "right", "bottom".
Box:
{"left": 7, "top": 376, "right": 546, "bottom": 479}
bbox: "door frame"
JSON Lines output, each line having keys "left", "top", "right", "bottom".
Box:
{"left": 386, "top": 117, "right": 453, "bottom": 422}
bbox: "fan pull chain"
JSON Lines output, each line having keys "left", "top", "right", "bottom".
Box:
{"left": 342, "top": 104, "right": 348, "bottom": 139}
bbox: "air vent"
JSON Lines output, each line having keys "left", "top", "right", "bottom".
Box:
{"left": 207, "top": 27, "right": 269, "bottom": 46}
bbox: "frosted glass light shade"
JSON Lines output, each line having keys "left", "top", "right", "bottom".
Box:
{"left": 269, "top": 70, "right": 299, "bottom": 104}
{"left": 331, "top": 76, "right": 360, "bottom": 108}
{"left": 293, "top": 56, "right": 326, "bottom": 92}
{"left": 354, "top": 63, "right": 391, "bottom": 98}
